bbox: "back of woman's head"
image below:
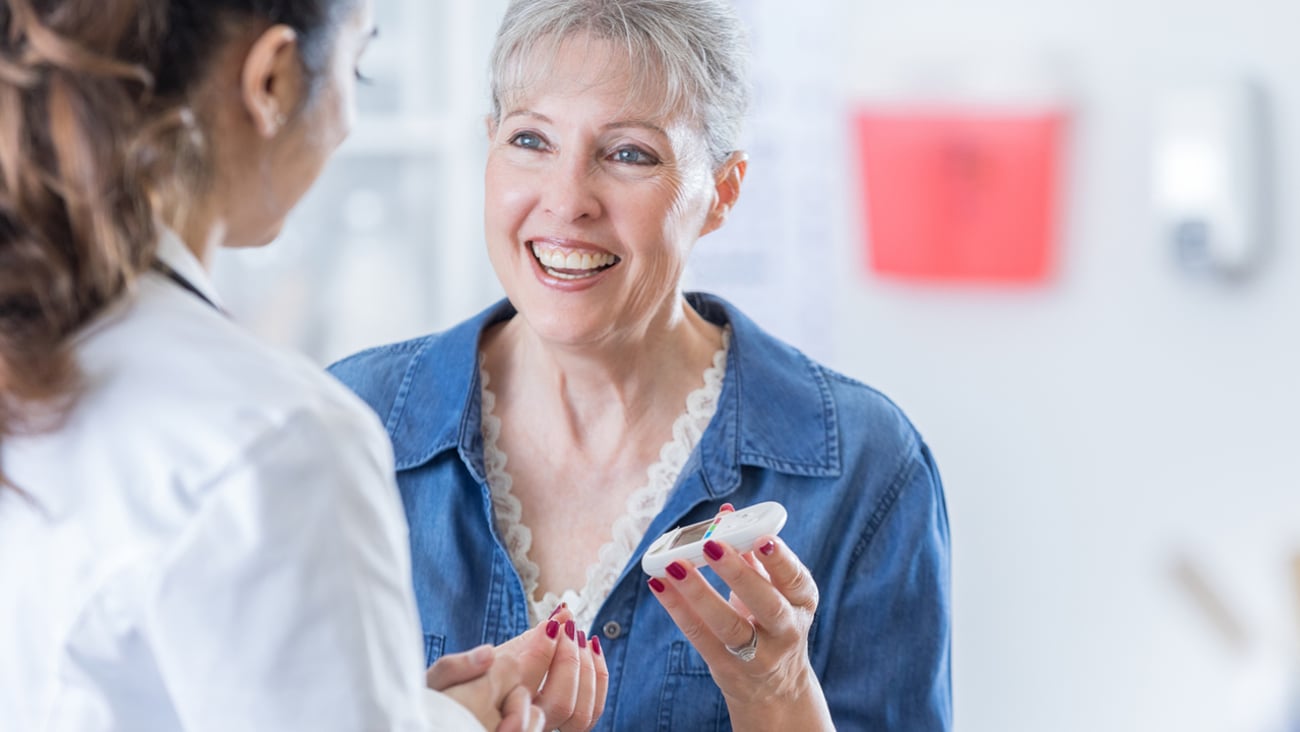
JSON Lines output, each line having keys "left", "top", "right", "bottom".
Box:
{"left": 0, "top": 0, "right": 351, "bottom": 488}
{"left": 489, "top": 0, "right": 751, "bottom": 168}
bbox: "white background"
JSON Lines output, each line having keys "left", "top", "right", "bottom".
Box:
{"left": 214, "top": 1, "right": 1300, "bottom": 730}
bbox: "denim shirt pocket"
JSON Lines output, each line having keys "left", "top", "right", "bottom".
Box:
{"left": 656, "top": 641, "right": 729, "bottom": 731}
{"left": 424, "top": 633, "right": 446, "bottom": 666}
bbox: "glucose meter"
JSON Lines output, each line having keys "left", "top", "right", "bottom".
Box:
{"left": 641, "top": 501, "right": 787, "bottom": 578}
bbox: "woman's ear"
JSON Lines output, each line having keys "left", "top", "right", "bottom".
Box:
{"left": 240, "top": 24, "right": 303, "bottom": 138}
{"left": 700, "top": 151, "right": 748, "bottom": 237}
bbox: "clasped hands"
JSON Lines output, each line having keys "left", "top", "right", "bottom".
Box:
{"left": 427, "top": 603, "right": 608, "bottom": 732}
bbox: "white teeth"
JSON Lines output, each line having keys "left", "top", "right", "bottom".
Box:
{"left": 528, "top": 242, "right": 618, "bottom": 274}
{"left": 549, "top": 269, "right": 587, "bottom": 280}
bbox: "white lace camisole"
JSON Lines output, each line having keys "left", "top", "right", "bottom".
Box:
{"left": 478, "top": 328, "right": 730, "bottom": 630}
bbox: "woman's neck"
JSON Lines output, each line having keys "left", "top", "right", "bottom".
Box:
{"left": 157, "top": 196, "right": 225, "bottom": 270}
{"left": 482, "top": 298, "right": 724, "bottom": 452}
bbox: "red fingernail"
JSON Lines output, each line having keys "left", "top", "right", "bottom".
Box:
{"left": 591, "top": 635, "right": 602, "bottom": 656}
{"left": 577, "top": 630, "right": 587, "bottom": 649}
{"left": 564, "top": 619, "right": 575, "bottom": 640}
{"left": 703, "top": 540, "right": 724, "bottom": 561}
{"left": 720, "top": 502, "right": 735, "bottom": 512}
{"left": 648, "top": 577, "right": 666, "bottom": 593}
{"left": 546, "top": 620, "right": 559, "bottom": 638}
{"left": 548, "top": 602, "right": 566, "bottom": 619}
{"left": 666, "top": 562, "right": 688, "bottom": 581}
{"left": 759, "top": 540, "right": 776, "bottom": 556}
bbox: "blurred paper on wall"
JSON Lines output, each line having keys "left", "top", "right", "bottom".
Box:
{"left": 851, "top": 51, "right": 1071, "bottom": 283}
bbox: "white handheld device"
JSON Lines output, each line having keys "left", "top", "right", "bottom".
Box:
{"left": 641, "top": 501, "right": 788, "bottom": 578}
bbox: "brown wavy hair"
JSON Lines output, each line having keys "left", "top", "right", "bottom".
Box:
{"left": 0, "top": 0, "right": 353, "bottom": 490}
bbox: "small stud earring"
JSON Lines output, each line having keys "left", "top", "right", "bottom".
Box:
{"left": 267, "top": 110, "right": 287, "bottom": 133}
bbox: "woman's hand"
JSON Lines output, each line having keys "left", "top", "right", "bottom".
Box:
{"left": 494, "top": 604, "right": 610, "bottom": 731}
{"left": 646, "top": 530, "right": 835, "bottom": 731}
{"left": 427, "top": 645, "right": 546, "bottom": 731}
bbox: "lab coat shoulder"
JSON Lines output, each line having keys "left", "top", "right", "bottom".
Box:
{"left": 2, "top": 275, "right": 488, "bottom": 731}
{"left": 32, "top": 275, "right": 395, "bottom": 515}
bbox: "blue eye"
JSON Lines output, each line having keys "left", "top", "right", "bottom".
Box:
{"left": 510, "top": 132, "right": 545, "bottom": 150}
{"left": 611, "top": 146, "right": 657, "bottom": 165}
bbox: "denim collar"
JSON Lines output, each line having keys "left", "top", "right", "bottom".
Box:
{"left": 387, "top": 293, "right": 841, "bottom": 498}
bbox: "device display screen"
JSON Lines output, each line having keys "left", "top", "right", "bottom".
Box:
{"left": 669, "top": 518, "right": 719, "bottom": 549}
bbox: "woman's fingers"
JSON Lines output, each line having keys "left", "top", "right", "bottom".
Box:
{"left": 648, "top": 565, "right": 748, "bottom": 665}
{"left": 590, "top": 634, "right": 610, "bottom": 725}
{"left": 646, "top": 529, "right": 829, "bottom": 726}
{"left": 534, "top": 619, "right": 582, "bottom": 726}
{"left": 750, "top": 536, "right": 819, "bottom": 612}
{"left": 701, "top": 535, "right": 818, "bottom": 633}
{"left": 647, "top": 537, "right": 822, "bottom": 668}
{"left": 496, "top": 602, "right": 569, "bottom": 664}
{"left": 495, "top": 615, "right": 564, "bottom": 693}
{"left": 524, "top": 618, "right": 609, "bottom": 731}
{"left": 700, "top": 539, "right": 792, "bottom": 634}
{"left": 497, "top": 683, "right": 546, "bottom": 732}
{"left": 425, "top": 644, "right": 495, "bottom": 690}
{"left": 557, "top": 630, "right": 598, "bottom": 732}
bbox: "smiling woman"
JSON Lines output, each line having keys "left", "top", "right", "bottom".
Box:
{"left": 330, "top": 1, "right": 952, "bottom": 730}
{"left": 483, "top": 30, "right": 742, "bottom": 349}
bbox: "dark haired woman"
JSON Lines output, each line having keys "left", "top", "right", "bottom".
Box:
{"left": 0, "top": 1, "right": 553, "bottom": 729}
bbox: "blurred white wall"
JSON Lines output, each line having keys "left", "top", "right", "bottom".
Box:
{"left": 213, "top": 1, "right": 1300, "bottom": 730}
{"left": 829, "top": 1, "right": 1300, "bottom": 731}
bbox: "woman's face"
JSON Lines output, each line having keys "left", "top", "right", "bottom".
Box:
{"left": 484, "top": 34, "right": 740, "bottom": 348}
{"left": 224, "top": 0, "right": 376, "bottom": 248}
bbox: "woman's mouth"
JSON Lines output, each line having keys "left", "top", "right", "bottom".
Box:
{"left": 528, "top": 240, "right": 621, "bottom": 280}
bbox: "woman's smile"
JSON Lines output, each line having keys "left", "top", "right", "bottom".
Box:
{"left": 527, "top": 238, "right": 621, "bottom": 281}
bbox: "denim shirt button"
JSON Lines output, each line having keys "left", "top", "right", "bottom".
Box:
{"left": 601, "top": 621, "right": 622, "bottom": 639}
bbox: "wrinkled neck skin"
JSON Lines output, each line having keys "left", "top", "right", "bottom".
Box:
{"left": 482, "top": 290, "right": 724, "bottom": 453}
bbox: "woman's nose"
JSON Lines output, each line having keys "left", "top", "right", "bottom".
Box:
{"left": 542, "top": 155, "right": 602, "bottom": 222}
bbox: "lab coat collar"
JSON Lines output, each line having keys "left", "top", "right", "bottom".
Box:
{"left": 153, "top": 227, "right": 225, "bottom": 311}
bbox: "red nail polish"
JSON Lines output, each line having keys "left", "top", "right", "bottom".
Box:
{"left": 759, "top": 540, "right": 776, "bottom": 556}
{"left": 591, "top": 635, "right": 602, "bottom": 656}
{"left": 666, "top": 562, "right": 688, "bottom": 581}
{"left": 648, "top": 577, "right": 666, "bottom": 593}
{"left": 546, "top": 620, "right": 559, "bottom": 639}
{"left": 703, "top": 540, "right": 724, "bottom": 561}
{"left": 548, "top": 602, "right": 566, "bottom": 619}
{"left": 577, "top": 630, "right": 587, "bottom": 649}
{"left": 564, "top": 619, "right": 575, "bottom": 640}
{"left": 720, "top": 502, "right": 735, "bottom": 512}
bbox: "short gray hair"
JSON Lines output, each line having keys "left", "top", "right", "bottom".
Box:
{"left": 488, "top": 0, "right": 750, "bottom": 167}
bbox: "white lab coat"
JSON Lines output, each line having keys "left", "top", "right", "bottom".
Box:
{"left": 0, "top": 232, "right": 483, "bottom": 731}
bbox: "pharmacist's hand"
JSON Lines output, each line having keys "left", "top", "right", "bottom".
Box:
{"left": 427, "top": 646, "right": 545, "bottom": 732}
{"left": 646, "top": 529, "right": 834, "bottom": 731}
{"left": 496, "top": 604, "right": 609, "bottom": 731}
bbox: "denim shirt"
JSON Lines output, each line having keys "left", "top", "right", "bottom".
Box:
{"left": 329, "top": 293, "right": 952, "bottom": 731}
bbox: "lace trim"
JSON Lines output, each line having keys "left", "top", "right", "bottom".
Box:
{"left": 479, "top": 328, "right": 730, "bottom": 630}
